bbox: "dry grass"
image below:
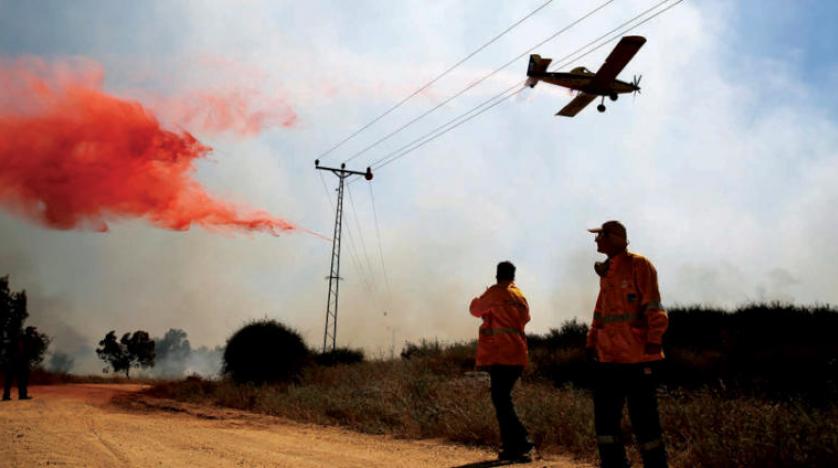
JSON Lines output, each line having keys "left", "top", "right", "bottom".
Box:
{"left": 146, "top": 359, "right": 838, "bottom": 467}
{"left": 21, "top": 367, "right": 166, "bottom": 386}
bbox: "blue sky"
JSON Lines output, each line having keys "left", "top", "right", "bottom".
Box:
{"left": 1, "top": 0, "right": 837, "bottom": 372}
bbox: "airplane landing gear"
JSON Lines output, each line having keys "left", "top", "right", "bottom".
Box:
{"left": 597, "top": 96, "right": 607, "bottom": 113}
{"left": 609, "top": 93, "right": 618, "bottom": 101}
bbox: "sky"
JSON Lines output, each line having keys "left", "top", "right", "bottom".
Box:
{"left": 1, "top": 0, "right": 837, "bottom": 373}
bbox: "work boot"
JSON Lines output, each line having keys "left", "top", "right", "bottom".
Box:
{"left": 498, "top": 449, "right": 532, "bottom": 463}
{"left": 640, "top": 444, "right": 667, "bottom": 468}
{"left": 598, "top": 444, "right": 629, "bottom": 468}
{"left": 498, "top": 439, "right": 534, "bottom": 463}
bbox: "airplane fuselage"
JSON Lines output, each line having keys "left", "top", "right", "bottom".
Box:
{"left": 536, "top": 71, "right": 637, "bottom": 96}
{"left": 526, "top": 36, "right": 646, "bottom": 116}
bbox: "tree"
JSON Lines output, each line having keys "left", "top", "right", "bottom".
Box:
{"left": 96, "top": 330, "right": 156, "bottom": 378}
{"left": 23, "top": 326, "right": 50, "bottom": 367}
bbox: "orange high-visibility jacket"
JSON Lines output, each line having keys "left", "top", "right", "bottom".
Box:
{"left": 470, "top": 281, "right": 530, "bottom": 367}
{"left": 586, "top": 251, "right": 669, "bottom": 364}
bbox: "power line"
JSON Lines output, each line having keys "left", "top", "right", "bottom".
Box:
{"left": 340, "top": 0, "right": 617, "bottom": 165}
{"left": 317, "top": 170, "right": 334, "bottom": 209}
{"left": 346, "top": 184, "right": 378, "bottom": 292}
{"left": 366, "top": 0, "right": 684, "bottom": 172}
{"left": 556, "top": 0, "right": 681, "bottom": 71}
{"left": 368, "top": 183, "right": 393, "bottom": 306}
{"left": 314, "top": 0, "right": 556, "bottom": 163}
{"left": 343, "top": 212, "right": 374, "bottom": 291}
{"left": 373, "top": 86, "right": 524, "bottom": 171}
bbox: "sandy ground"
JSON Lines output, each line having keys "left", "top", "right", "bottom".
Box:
{"left": 0, "top": 384, "right": 588, "bottom": 467}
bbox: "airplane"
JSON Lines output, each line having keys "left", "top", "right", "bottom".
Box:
{"left": 525, "top": 35, "right": 646, "bottom": 117}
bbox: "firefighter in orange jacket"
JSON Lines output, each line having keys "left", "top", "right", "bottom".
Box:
{"left": 470, "top": 261, "right": 533, "bottom": 462}
{"left": 586, "top": 221, "right": 668, "bottom": 468}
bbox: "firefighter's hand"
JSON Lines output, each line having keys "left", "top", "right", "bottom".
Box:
{"left": 644, "top": 343, "right": 662, "bottom": 355}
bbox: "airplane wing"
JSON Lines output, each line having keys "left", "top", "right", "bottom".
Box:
{"left": 556, "top": 93, "right": 596, "bottom": 117}
{"left": 589, "top": 35, "right": 646, "bottom": 92}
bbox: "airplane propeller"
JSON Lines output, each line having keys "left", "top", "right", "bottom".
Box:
{"left": 632, "top": 75, "right": 643, "bottom": 98}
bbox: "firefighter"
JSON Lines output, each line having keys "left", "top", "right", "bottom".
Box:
{"left": 469, "top": 261, "right": 534, "bottom": 462}
{"left": 2, "top": 327, "right": 34, "bottom": 401}
{"left": 586, "top": 221, "right": 668, "bottom": 468}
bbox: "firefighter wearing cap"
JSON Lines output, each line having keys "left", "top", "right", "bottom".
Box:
{"left": 587, "top": 221, "right": 668, "bottom": 468}
{"left": 469, "top": 261, "right": 533, "bottom": 462}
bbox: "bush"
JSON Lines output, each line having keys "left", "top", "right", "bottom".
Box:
{"left": 400, "top": 339, "right": 475, "bottom": 376}
{"left": 528, "top": 319, "right": 592, "bottom": 386}
{"left": 222, "top": 319, "right": 310, "bottom": 385}
{"left": 526, "top": 304, "right": 838, "bottom": 402}
{"left": 315, "top": 347, "right": 365, "bottom": 367}
{"left": 526, "top": 318, "right": 588, "bottom": 350}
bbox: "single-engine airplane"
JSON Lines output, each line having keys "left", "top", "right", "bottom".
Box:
{"left": 526, "top": 35, "right": 646, "bottom": 117}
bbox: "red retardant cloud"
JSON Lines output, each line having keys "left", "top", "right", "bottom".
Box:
{"left": 162, "top": 90, "right": 298, "bottom": 136}
{"left": 0, "top": 58, "right": 298, "bottom": 235}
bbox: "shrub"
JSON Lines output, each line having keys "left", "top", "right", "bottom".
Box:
{"left": 314, "top": 347, "right": 364, "bottom": 367}
{"left": 527, "top": 304, "right": 838, "bottom": 402}
{"left": 400, "top": 339, "right": 475, "bottom": 376}
{"left": 222, "top": 319, "right": 309, "bottom": 385}
{"left": 527, "top": 318, "right": 588, "bottom": 350}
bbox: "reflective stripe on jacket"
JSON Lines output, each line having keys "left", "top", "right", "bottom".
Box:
{"left": 470, "top": 281, "right": 530, "bottom": 367}
{"left": 586, "top": 251, "right": 668, "bottom": 363}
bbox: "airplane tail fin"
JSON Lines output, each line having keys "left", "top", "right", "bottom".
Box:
{"left": 526, "top": 54, "right": 552, "bottom": 88}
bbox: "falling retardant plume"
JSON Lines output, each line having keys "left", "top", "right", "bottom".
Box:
{"left": 0, "top": 57, "right": 299, "bottom": 235}
{"left": 161, "top": 89, "right": 298, "bottom": 137}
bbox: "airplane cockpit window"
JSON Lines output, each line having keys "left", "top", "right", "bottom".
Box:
{"left": 571, "top": 66, "right": 594, "bottom": 75}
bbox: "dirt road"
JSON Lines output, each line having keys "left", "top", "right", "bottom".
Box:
{"left": 0, "top": 384, "right": 586, "bottom": 467}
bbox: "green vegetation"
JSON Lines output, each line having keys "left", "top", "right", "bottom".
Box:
{"left": 143, "top": 304, "right": 838, "bottom": 466}
{"left": 96, "top": 330, "right": 156, "bottom": 378}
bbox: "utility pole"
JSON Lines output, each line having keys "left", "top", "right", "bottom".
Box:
{"left": 315, "top": 159, "right": 373, "bottom": 353}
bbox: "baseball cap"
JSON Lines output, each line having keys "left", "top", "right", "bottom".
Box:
{"left": 587, "top": 220, "right": 627, "bottom": 240}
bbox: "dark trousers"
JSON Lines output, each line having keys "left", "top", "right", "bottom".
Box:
{"left": 593, "top": 363, "right": 667, "bottom": 468}
{"left": 2, "top": 362, "right": 29, "bottom": 400}
{"left": 488, "top": 365, "right": 530, "bottom": 452}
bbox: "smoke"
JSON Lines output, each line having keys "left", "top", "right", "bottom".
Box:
{"left": 0, "top": 57, "right": 298, "bottom": 235}
{"left": 48, "top": 351, "right": 74, "bottom": 374}
{"left": 148, "top": 328, "right": 223, "bottom": 378}
{"left": 151, "top": 328, "right": 191, "bottom": 377}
